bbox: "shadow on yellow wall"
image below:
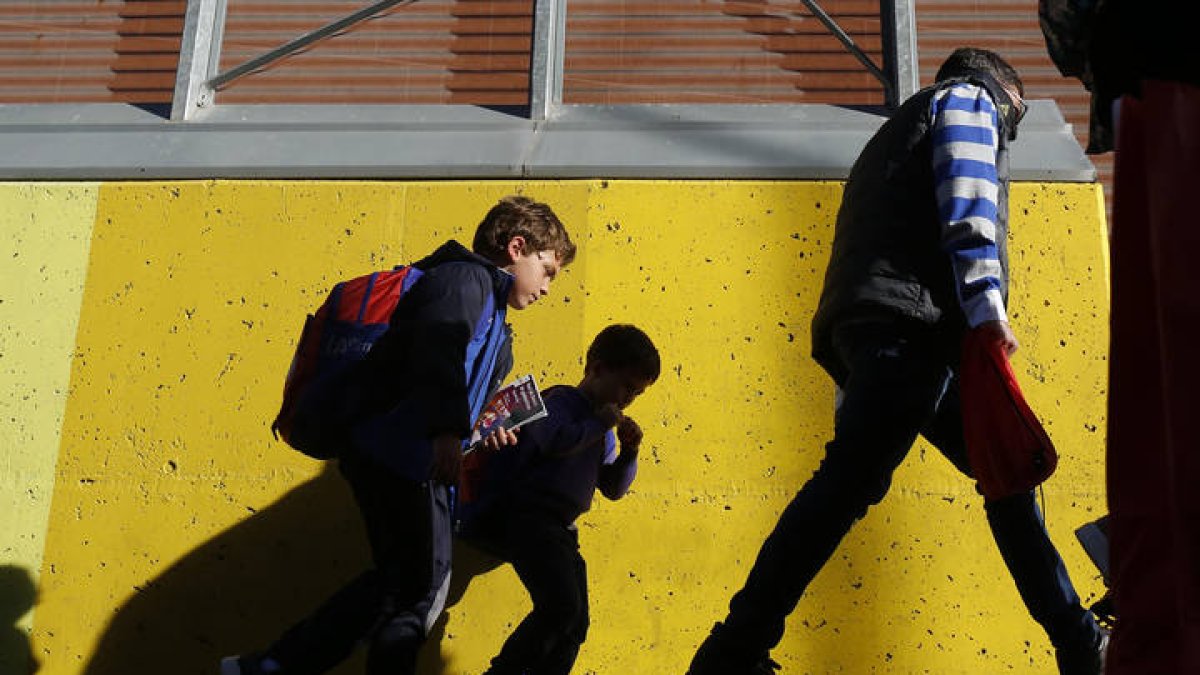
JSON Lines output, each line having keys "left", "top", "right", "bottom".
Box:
{"left": 0, "top": 566, "right": 38, "bottom": 675}
{"left": 23, "top": 180, "right": 1109, "bottom": 674}
{"left": 75, "top": 464, "right": 510, "bottom": 675}
{"left": 79, "top": 466, "right": 370, "bottom": 673}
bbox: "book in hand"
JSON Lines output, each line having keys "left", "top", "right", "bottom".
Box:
{"left": 466, "top": 374, "right": 548, "bottom": 453}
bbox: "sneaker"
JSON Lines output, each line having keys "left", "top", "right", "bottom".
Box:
{"left": 220, "top": 655, "right": 281, "bottom": 675}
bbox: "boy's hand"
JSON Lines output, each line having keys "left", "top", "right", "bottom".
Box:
{"left": 597, "top": 403, "right": 622, "bottom": 429}
{"left": 616, "top": 416, "right": 642, "bottom": 450}
{"left": 430, "top": 434, "right": 462, "bottom": 485}
{"left": 480, "top": 426, "right": 519, "bottom": 452}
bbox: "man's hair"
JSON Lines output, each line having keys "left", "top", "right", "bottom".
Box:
{"left": 935, "top": 47, "right": 1024, "bottom": 97}
{"left": 473, "top": 195, "right": 577, "bottom": 266}
{"left": 586, "top": 324, "right": 661, "bottom": 382}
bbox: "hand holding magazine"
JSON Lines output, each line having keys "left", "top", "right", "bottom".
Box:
{"left": 466, "top": 374, "right": 548, "bottom": 453}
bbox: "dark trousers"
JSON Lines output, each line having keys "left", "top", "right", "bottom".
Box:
{"left": 265, "top": 455, "right": 453, "bottom": 675}
{"left": 468, "top": 508, "right": 590, "bottom": 675}
{"left": 719, "top": 322, "right": 1099, "bottom": 658}
{"left": 1106, "top": 82, "right": 1200, "bottom": 675}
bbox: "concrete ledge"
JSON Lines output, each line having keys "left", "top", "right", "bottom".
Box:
{"left": 0, "top": 101, "right": 1092, "bottom": 181}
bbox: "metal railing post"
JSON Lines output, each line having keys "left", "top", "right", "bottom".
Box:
{"left": 172, "top": 0, "right": 227, "bottom": 120}
{"left": 880, "top": 0, "right": 919, "bottom": 107}
{"left": 530, "top": 0, "right": 566, "bottom": 121}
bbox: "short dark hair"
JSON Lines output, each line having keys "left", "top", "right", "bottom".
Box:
{"left": 473, "top": 195, "right": 577, "bottom": 267}
{"left": 586, "top": 324, "right": 661, "bottom": 382}
{"left": 935, "top": 47, "right": 1023, "bottom": 97}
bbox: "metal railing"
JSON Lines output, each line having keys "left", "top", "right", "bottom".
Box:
{"left": 173, "top": 0, "right": 919, "bottom": 121}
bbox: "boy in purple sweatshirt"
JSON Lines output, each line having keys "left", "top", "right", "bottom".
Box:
{"left": 458, "top": 324, "right": 660, "bottom": 675}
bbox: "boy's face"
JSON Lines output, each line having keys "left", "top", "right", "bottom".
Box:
{"left": 501, "top": 236, "right": 562, "bottom": 310}
{"left": 583, "top": 364, "right": 654, "bottom": 411}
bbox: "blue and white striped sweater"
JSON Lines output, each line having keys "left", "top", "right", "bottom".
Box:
{"left": 930, "top": 82, "right": 1007, "bottom": 328}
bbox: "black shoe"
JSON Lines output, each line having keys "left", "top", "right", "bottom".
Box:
{"left": 1054, "top": 628, "right": 1109, "bottom": 675}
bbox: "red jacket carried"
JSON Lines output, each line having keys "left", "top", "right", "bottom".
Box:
{"left": 960, "top": 329, "right": 1058, "bottom": 502}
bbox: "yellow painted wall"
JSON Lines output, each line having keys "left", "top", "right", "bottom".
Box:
{"left": 0, "top": 184, "right": 98, "bottom": 675}
{"left": 11, "top": 180, "right": 1108, "bottom": 674}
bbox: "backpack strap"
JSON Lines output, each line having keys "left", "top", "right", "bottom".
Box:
{"left": 463, "top": 290, "right": 509, "bottom": 435}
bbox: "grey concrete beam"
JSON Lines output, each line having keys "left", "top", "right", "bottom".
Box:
{"left": 0, "top": 101, "right": 1092, "bottom": 181}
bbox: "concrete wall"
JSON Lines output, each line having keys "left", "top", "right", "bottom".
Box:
{"left": 1, "top": 180, "right": 1109, "bottom": 674}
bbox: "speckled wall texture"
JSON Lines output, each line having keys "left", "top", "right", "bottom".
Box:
{"left": 5, "top": 181, "right": 1109, "bottom": 675}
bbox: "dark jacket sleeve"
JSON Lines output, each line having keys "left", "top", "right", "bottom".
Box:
{"left": 517, "top": 392, "right": 609, "bottom": 461}
{"left": 362, "top": 261, "right": 497, "bottom": 439}
{"left": 597, "top": 431, "right": 637, "bottom": 500}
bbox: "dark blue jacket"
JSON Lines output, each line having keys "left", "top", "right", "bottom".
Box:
{"left": 345, "top": 240, "right": 514, "bottom": 481}
{"left": 464, "top": 385, "right": 637, "bottom": 527}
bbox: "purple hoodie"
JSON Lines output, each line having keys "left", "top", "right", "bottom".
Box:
{"left": 475, "top": 385, "right": 637, "bottom": 525}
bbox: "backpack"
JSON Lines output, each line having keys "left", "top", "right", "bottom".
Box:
{"left": 271, "top": 265, "right": 425, "bottom": 459}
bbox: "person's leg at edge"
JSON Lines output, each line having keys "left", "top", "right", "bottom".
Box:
{"left": 919, "top": 383, "right": 1102, "bottom": 674}
{"left": 688, "top": 324, "right": 952, "bottom": 673}
{"left": 1141, "top": 80, "right": 1200, "bottom": 674}
{"left": 1107, "top": 81, "right": 1200, "bottom": 675}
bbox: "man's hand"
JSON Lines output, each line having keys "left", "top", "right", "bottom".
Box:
{"left": 480, "top": 426, "right": 519, "bottom": 453}
{"left": 430, "top": 433, "right": 462, "bottom": 485}
{"left": 976, "top": 319, "right": 1019, "bottom": 357}
{"left": 616, "top": 416, "right": 643, "bottom": 451}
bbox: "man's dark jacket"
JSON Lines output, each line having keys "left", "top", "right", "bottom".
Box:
{"left": 811, "top": 74, "right": 1017, "bottom": 384}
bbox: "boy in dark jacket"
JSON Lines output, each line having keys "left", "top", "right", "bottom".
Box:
{"left": 223, "top": 196, "right": 576, "bottom": 675}
{"left": 459, "top": 324, "right": 660, "bottom": 675}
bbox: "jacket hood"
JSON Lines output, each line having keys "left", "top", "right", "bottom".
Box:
{"left": 414, "top": 239, "right": 503, "bottom": 272}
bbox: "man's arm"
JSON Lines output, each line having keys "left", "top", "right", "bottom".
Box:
{"left": 930, "top": 83, "right": 1018, "bottom": 355}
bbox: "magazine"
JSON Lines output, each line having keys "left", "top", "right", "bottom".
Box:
{"left": 465, "top": 374, "right": 548, "bottom": 452}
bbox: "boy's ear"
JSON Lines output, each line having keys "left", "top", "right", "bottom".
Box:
{"left": 504, "top": 236, "right": 527, "bottom": 264}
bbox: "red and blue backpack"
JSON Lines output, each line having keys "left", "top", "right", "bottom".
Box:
{"left": 271, "top": 265, "right": 424, "bottom": 459}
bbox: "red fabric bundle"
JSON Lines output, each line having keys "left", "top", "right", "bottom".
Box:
{"left": 960, "top": 329, "right": 1059, "bottom": 501}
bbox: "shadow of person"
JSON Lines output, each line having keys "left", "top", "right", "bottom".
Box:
{"left": 82, "top": 463, "right": 372, "bottom": 675}
{"left": 0, "top": 565, "right": 39, "bottom": 675}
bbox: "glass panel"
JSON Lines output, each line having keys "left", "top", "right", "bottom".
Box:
{"left": 563, "top": 0, "right": 885, "bottom": 105}
{"left": 217, "top": 0, "right": 534, "bottom": 105}
{"left": 0, "top": 0, "right": 182, "bottom": 105}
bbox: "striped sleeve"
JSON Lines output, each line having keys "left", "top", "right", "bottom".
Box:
{"left": 930, "top": 82, "right": 1007, "bottom": 328}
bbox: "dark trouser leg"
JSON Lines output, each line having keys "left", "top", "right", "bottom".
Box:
{"left": 360, "top": 476, "right": 453, "bottom": 675}
{"left": 486, "top": 513, "right": 589, "bottom": 675}
{"left": 266, "top": 456, "right": 451, "bottom": 675}
{"left": 920, "top": 383, "right": 1100, "bottom": 672}
{"left": 694, "top": 325, "right": 951, "bottom": 665}
{"left": 265, "top": 569, "right": 383, "bottom": 675}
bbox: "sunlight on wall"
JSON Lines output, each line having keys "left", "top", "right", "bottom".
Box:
{"left": 13, "top": 180, "right": 1108, "bottom": 674}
